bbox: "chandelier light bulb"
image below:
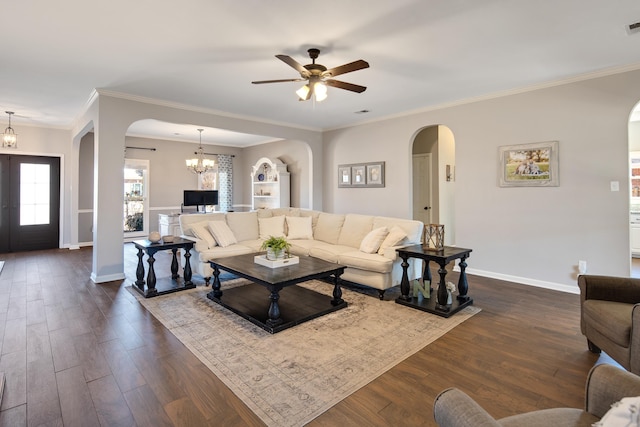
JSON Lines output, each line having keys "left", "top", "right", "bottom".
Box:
{"left": 185, "top": 128, "right": 215, "bottom": 175}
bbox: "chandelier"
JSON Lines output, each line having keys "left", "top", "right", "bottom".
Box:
{"left": 2, "top": 111, "right": 17, "bottom": 148}
{"left": 186, "top": 129, "right": 215, "bottom": 174}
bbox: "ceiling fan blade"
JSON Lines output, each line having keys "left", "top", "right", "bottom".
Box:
{"left": 252, "top": 78, "right": 305, "bottom": 84}
{"left": 326, "top": 79, "right": 367, "bottom": 93}
{"left": 323, "top": 60, "right": 369, "bottom": 78}
{"left": 276, "top": 54, "right": 310, "bottom": 77}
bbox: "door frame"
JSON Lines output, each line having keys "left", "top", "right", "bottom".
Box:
{"left": 124, "top": 158, "right": 150, "bottom": 241}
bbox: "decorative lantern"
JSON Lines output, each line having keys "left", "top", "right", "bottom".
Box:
{"left": 424, "top": 224, "right": 445, "bottom": 251}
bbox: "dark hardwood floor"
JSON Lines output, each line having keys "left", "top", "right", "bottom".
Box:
{"left": 0, "top": 245, "right": 600, "bottom": 426}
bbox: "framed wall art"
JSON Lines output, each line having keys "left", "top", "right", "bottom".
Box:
{"left": 498, "top": 141, "right": 559, "bottom": 187}
{"left": 338, "top": 165, "right": 352, "bottom": 187}
{"left": 338, "top": 162, "right": 386, "bottom": 188}
{"left": 366, "top": 162, "right": 385, "bottom": 187}
{"left": 351, "top": 165, "right": 366, "bottom": 186}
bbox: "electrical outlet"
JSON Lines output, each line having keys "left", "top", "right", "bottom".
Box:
{"left": 578, "top": 260, "right": 587, "bottom": 275}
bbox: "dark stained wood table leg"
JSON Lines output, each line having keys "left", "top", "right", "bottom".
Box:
{"left": 135, "top": 247, "right": 145, "bottom": 290}
{"left": 266, "top": 287, "right": 283, "bottom": 327}
{"left": 331, "top": 272, "right": 344, "bottom": 306}
{"left": 183, "top": 249, "right": 193, "bottom": 286}
{"left": 399, "top": 253, "right": 411, "bottom": 301}
{"left": 170, "top": 248, "right": 179, "bottom": 279}
{"left": 435, "top": 262, "right": 449, "bottom": 311}
{"left": 457, "top": 254, "right": 471, "bottom": 302}
{"left": 145, "top": 250, "right": 158, "bottom": 297}
{"left": 423, "top": 259, "right": 433, "bottom": 292}
{"left": 208, "top": 264, "right": 222, "bottom": 299}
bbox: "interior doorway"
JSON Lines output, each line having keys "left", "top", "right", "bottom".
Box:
{"left": 411, "top": 125, "right": 456, "bottom": 245}
{"left": 0, "top": 154, "right": 61, "bottom": 253}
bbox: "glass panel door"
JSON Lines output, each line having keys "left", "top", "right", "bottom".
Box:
{"left": 124, "top": 159, "right": 149, "bottom": 239}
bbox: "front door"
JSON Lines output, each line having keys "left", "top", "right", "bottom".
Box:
{"left": 0, "top": 154, "right": 60, "bottom": 253}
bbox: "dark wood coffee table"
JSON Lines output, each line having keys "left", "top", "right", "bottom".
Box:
{"left": 208, "top": 254, "right": 347, "bottom": 333}
{"left": 395, "top": 245, "right": 473, "bottom": 318}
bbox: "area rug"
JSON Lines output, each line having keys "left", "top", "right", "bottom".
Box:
{"left": 130, "top": 280, "right": 480, "bottom": 427}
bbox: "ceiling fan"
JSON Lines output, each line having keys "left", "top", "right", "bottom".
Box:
{"left": 252, "top": 48, "right": 369, "bottom": 101}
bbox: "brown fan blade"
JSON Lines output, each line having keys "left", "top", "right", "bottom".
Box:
{"left": 276, "top": 54, "right": 310, "bottom": 77}
{"left": 325, "top": 79, "right": 367, "bottom": 93}
{"left": 323, "top": 60, "right": 369, "bottom": 78}
{"left": 252, "top": 78, "right": 305, "bottom": 84}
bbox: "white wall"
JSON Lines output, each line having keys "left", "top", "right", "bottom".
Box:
{"left": 324, "top": 68, "right": 640, "bottom": 292}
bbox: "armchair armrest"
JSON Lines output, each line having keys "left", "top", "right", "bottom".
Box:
{"left": 585, "top": 364, "right": 640, "bottom": 418}
{"left": 433, "top": 388, "right": 501, "bottom": 427}
{"left": 578, "top": 275, "right": 640, "bottom": 304}
{"left": 179, "top": 235, "right": 208, "bottom": 252}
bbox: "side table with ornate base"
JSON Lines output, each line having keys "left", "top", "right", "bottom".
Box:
{"left": 395, "top": 245, "right": 473, "bottom": 318}
{"left": 132, "top": 237, "right": 196, "bottom": 298}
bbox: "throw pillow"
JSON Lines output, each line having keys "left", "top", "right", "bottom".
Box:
{"left": 359, "top": 227, "right": 389, "bottom": 254}
{"left": 258, "top": 215, "right": 286, "bottom": 239}
{"left": 286, "top": 216, "right": 313, "bottom": 240}
{"left": 377, "top": 225, "right": 408, "bottom": 254}
{"left": 189, "top": 221, "right": 217, "bottom": 249}
{"left": 593, "top": 396, "right": 640, "bottom": 426}
{"left": 208, "top": 221, "right": 238, "bottom": 247}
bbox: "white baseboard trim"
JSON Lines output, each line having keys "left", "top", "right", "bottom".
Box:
{"left": 463, "top": 267, "right": 580, "bottom": 295}
{"left": 68, "top": 245, "right": 80, "bottom": 250}
{"left": 90, "top": 272, "right": 126, "bottom": 284}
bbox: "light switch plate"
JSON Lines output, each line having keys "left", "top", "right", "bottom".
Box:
{"left": 611, "top": 181, "right": 620, "bottom": 191}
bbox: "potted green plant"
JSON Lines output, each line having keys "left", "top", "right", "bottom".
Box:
{"left": 261, "top": 236, "right": 291, "bottom": 260}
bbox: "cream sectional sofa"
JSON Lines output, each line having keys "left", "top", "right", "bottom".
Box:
{"left": 179, "top": 208, "right": 423, "bottom": 299}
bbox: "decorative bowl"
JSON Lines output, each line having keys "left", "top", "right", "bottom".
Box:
{"left": 162, "top": 235, "right": 174, "bottom": 243}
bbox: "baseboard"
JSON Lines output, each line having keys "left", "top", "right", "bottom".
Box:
{"left": 463, "top": 267, "right": 580, "bottom": 294}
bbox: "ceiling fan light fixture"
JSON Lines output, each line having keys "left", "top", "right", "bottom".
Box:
{"left": 296, "top": 84, "right": 310, "bottom": 101}
{"left": 314, "top": 82, "right": 328, "bottom": 102}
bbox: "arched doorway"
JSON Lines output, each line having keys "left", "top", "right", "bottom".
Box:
{"left": 411, "top": 125, "right": 456, "bottom": 245}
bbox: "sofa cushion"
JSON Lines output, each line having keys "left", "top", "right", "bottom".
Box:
{"left": 314, "top": 213, "right": 345, "bottom": 244}
{"left": 226, "top": 211, "right": 259, "bottom": 242}
{"left": 373, "top": 217, "right": 423, "bottom": 245}
{"left": 190, "top": 221, "right": 216, "bottom": 249}
{"left": 208, "top": 221, "right": 238, "bottom": 248}
{"left": 288, "top": 239, "right": 315, "bottom": 257}
{"left": 286, "top": 216, "right": 313, "bottom": 240}
{"left": 339, "top": 251, "right": 393, "bottom": 274}
{"left": 256, "top": 209, "right": 273, "bottom": 218}
{"left": 338, "top": 214, "right": 374, "bottom": 248}
{"left": 198, "top": 244, "right": 254, "bottom": 262}
{"left": 378, "top": 225, "right": 408, "bottom": 254}
{"left": 583, "top": 300, "right": 633, "bottom": 347}
{"left": 309, "top": 242, "right": 353, "bottom": 263}
{"left": 258, "top": 215, "right": 286, "bottom": 239}
{"left": 359, "top": 227, "right": 389, "bottom": 254}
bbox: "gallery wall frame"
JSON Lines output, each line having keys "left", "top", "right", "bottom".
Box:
{"left": 338, "top": 161, "right": 386, "bottom": 188}
{"left": 498, "top": 141, "right": 559, "bottom": 187}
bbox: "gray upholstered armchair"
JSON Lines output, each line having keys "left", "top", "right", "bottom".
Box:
{"left": 578, "top": 274, "right": 640, "bottom": 375}
{"left": 433, "top": 363, "right": 640, "bottom": 426}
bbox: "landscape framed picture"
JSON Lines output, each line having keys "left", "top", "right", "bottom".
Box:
{"left": 498, "top": 141, "right": 559, "bottom": 187}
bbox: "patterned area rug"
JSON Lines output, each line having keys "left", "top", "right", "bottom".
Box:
{"left": 130, "top": 280, "right": 480, "bottom": 427}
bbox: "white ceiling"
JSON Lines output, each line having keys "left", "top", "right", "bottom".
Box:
{"left": 3, "top": 0, "right": 640, "bottom": 145}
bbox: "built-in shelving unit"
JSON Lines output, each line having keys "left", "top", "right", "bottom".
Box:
{"left": 251, "top": 157, "right": 290, "bottom": 210}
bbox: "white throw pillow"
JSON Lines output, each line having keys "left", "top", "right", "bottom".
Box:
{"left": 359, "top": 227, "right": 389, "bottom": 254}
{"left": 286, "top": 216, "right": 313, "bottom": 240}
{"left": 258, "top": 215, "right": 286, "bottom": 239}
{"left": 190, "top": 221, "right": 217, "bottom": 249}
{"left": 377, "top": 225, "right": 408, "bottom": 254}
{"left": 594, "top": 396, "right": 640, "bottom": 426}
{"left": 208, "top": 221, "right": 238, "bottom": 247}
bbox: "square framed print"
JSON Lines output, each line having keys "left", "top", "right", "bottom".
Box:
{"left": 338, "top": 165, "right": 352, "bottom": 187}
{"left": 351, "top": 165, "right": 366, "bottom": 186}
{"left": 498, "top": 141, "right": 559, "bottom": 187}
{"left": 366, "top": 162, "right": 385, "bottom": 187}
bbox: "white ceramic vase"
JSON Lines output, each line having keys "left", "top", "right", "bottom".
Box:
{"left": 148, "top": 231, "right": 161, "bottom": 243}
